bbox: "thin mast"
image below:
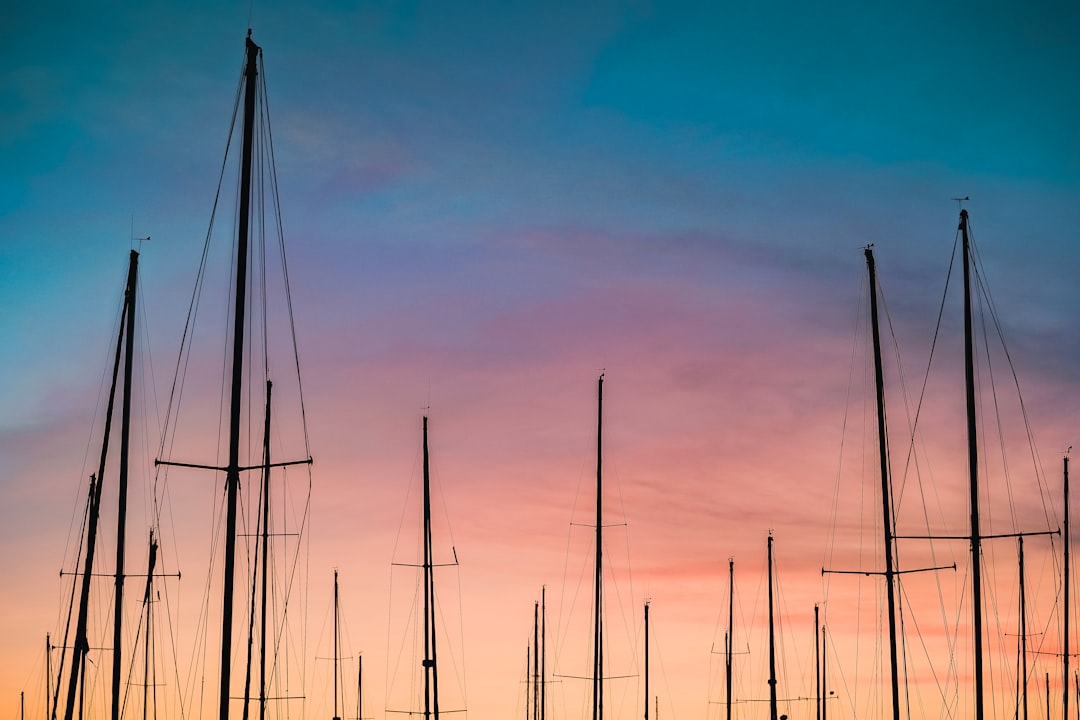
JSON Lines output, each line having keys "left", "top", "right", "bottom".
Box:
{"left": 422, "top": 416, "right": 439, "bottom": 720}
{"left": 112, "top": 248, "right": 138, "bottom": 720}
{"left": 541, "top": 586, "right": 546, "bottom": 720}
{"left": 1065, "top": 454, "right": 1071, "bottom": 720}
{"left": 1019, "top": 535, "right": 1028, "bottom": 720}
{"left": 768, "top": 533, "right": 778, "bottom": 720}
{"left": 864, "top": 246, "right": 902, "bottom": 720}
{"left": 46, "top": 634, "right": 51, "bottom": 720}
{"left": 533, "top": 601, "right": 539, "bottom": 720}
{"left": 822, "top": 624, "right": 827, "bottom": 720}
{"left": 259, "top": 382, "right": 272, "bottom": 720}
{"left": 959, "top": 208, "right": 985, "bottom": 720}
{"left": 334, "top": 570, "right": 341, "bottom": 720}
{"left": 594, "top": 373, "right": 604, "bottom": 720}
{"left": 243, "top": 381, "right": 273, "bottom": 720}
{"left": 644, "top": 602, "right": 649, "bottom": 720}
{"left": 64, "top": 251, "right": 134, "bottom": 720}
{"left": 141, "top": 532, "right": 159, "bottom": 720}
{"left": 220, "top": 32, "right": 260, "bottom": 720}
{"left": 815, "top": 604, "right": 821, "bottom": 720}
{"left": 726, "top": 559, "right": 733, "bottom": 720}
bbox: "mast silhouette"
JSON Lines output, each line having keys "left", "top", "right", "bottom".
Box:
{"left": 726, "top": 559, "right": 733, "bottom": 720}
{"left": 140, "top": 531, "right": 159, "bottom": 720}
{"left": 644, "top": 602, "right": 649, "bottom": 720}
{"left": 821, "top": 624, "right": 827, "bottom": 720}
{"left": 46, "top": 634, "right": 52, "bottom": 720}
{"left": 864, "top": 246, "right": 902, "bottom": 720}
{"left": 357, "top": 655, "right": 363, "bottom": 720}
{"left": 527, "top": 588, "right": 547, "bottom": 720}
{"left": 958, "top": 208, "right": 987, "bottom": 720}
{"left": 815, "top": 604, "right": 821, "bottom": 720}
{"left": 533, "top": 601, "right": 539, "bottom": 720}
{"left": 767, "top": 533, "right": 777, "bottom": 720}
{"left": 593, "top": 373, "right": 604, "bottom": 720}
{"left": 334, "top": 570, "right": 342, "bottom": 720}
{"left": 541, "top": 587, "right": 546, "bottom": 720}
{"left": 1019, "top": 535, "right": 1029, "bottom": 720}
{"left": 218, "top": 33, "right": 260, "bottom": 720}
{"left": 258, "top": 382, "right": 272, "bottom": 720}
{"left": 422, "top": 416, "right": 439, "bottom": 720}
{"left": 64, "top": 249, "right": 139, "bottom": 720}
{"left": 111, "top": 248, "right": 138, "bottom": 720}
{"left": 1064, "top": 454, "right": 1071, "bottom": 720}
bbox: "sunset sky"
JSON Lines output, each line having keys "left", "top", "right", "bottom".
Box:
{"left": 2, "top": 3, "right": 1079, "bottom": 720}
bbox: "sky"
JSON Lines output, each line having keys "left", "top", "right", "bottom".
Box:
{"left": 2, "top": 2, "right": 1079, "bottom": 720}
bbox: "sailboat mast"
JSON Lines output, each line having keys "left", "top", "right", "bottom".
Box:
{"left": 220, "top": 32, "right": 260, "bottom": 720}
{"left": 111, "top": 248, "right": 138, "bottom": 720}
{"left": 1064, "top": 454, "right": 1071, "bottom": 720}
{"left": 864, "top": 246, "right": 902, "bottom": 720}
{"left": 334, "top": 570, "right": 341, "bottom": 720}
{"left": 64, "top": 250, "right": 136, "bottom": 720}
{"left": 259, "top": 381, "right": 272, "bottom": 720}
{"left": 959, "top": 209, "right": 985, "bottom": 720}
{"left": 822, "top": 624, "right": 827, "bottom": 720}
{"left": 541, "top": 586, "right": 546, "bottom": 720}
{"left": 726, "top": 559, "right": 733, "bottom": 720}
{"left": 141, "top": 532, "right": 158, "bottom": 720}
{"left": 644, "top": 602, "right": 649, "bottom": 720}
{"left": 46, "top": 634, "right": 51, "bottom": 720}
{"left": 593, "top": 373, "right": 604, "bottom": 720}
{"left": 815, "top": 604, "right": 820, "bottom": 720}
{"left": 1019, "top": 535, "right": 1028, "bottom": 720}
{"left": 767, "top": 533, "right": 777, "bottom": 720}
{"left": 533, "top": 601, "right": 539, "bottom": 720}
{"left": 422, "top": 416, "right": 440, "bottom": 720}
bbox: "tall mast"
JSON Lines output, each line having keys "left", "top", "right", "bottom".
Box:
{"left": 64, "top": 250, "right": 137, "bottom": 720}
{"left": 959, "top": 208, "right": 985, "bottom": 720}
{"left": 541, "top": 586, "right": 546, "bottom": 720}
{"left": 46, "top": 634, "right": 51, "bottom": 720}
{"left": 821, "top": 624, "right": 827, "bottom": 720}
{"left": 644, "top": 602, "right": 649, "bottom": 720}
{"left": 259, "top": 381, "right": 272, "bottom": 720}
{"left": 334, "top": 570, "right": 341, "bottom": 720}
{"left": 815, "top": 604, "right": 821, "bottom": 720}
{"left": 220, "top": 32, "right": 260, "bottom": 720}
{"left": 726, "top": 559, "right": 733, "bottom": 720}
{"left": 112, "top": 248, "right": 138, "bottom": 720}
{"left": 1019, "top": 535, "right": 1028, "bottom": 720}
{"left": 767, "top": 533, "right": 777, "bottom": 720}
{"left": 533, "top": 601, "right": 539, "bottom": 720}
{"left": 422, "top": 416, "right": 439, "bottom": 720}
{"left": 243, "top": 381, "right": 273, "bottom": 720}
{"left": 864, "top": 246, "right": 902, "bottom": 720}
{"left": 1064, "top": 454, "right": 1071, "bottom": 720}
{"left": 593, "top": 373, "right": 605, "bottom": 720}
{"left": 141, "top": 532, "right": 159, "bottom": 720}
